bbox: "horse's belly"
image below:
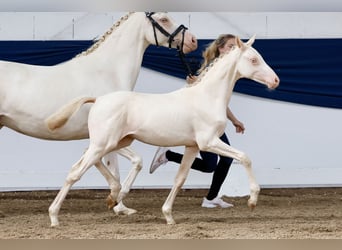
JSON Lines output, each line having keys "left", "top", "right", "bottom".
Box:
{"left": 0, "top": 112, "right": 90, "bottom": 141}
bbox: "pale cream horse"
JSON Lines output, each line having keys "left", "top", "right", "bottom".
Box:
{"left": 0, "top": 12, "right": 197, "bottom": 214}
{"left": 46, "top": 35, "right": 279, "bottom": 226}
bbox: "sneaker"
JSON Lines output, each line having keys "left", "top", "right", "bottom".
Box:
{"left": 149, "top": 147, "right": 169, "bottom": 174}
{"left": 201, "top": 196, "right": 234, "bottom": 208}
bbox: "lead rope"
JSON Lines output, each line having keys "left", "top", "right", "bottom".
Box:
{"left": 178, "top": 28, "right": 193, "bottom": 76}
{"left": 178, "top": 51, "right": 193, "bottom": 77}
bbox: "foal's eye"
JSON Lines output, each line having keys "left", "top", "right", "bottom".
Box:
{"left": 251, "top": 58, "right": 258, "bottom": 64}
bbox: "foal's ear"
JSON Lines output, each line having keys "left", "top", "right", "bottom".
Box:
{"left": 236, "top": 36, "right": 243, "bottom": 48}
{"left": 246, "top": 34, "right": 256, "bottom": 47}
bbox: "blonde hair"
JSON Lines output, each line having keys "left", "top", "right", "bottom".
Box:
{"left": 198, "top": 34, "right": 236, "bottom": 74}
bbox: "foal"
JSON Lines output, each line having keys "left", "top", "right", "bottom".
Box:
{"left": 46, "top": 36, "right": 279, "bottom": 226}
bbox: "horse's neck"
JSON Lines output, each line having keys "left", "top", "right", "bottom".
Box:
{"left": 196, "top": 51, "right": 240, "bottom": 107}
{"left": 72, "top": 13, "right": 148, "bottom": 90}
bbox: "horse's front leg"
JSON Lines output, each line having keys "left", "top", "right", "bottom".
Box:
{"left": 162, "top": 146, "right": 198, "bottom": 225}
{"left": 200, "top": 137, "right": 260, "bottom": 210}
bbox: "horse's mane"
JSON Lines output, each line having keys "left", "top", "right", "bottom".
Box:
{"left": 188, "top": 46, "right": 238, "bottom": 87}
{"left": 75, "top": 12, "right": 135, "bottom": 58}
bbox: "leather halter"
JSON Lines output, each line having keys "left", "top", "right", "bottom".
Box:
{"left": 145, "top": 12, "right": 187, "bottom": 49}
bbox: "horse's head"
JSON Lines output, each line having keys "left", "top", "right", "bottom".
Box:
{"left": 145, "top": 12, "right": 197, "bottom": 53}
{"left": 236, "top": 35, "right": 279, "bottom": 89}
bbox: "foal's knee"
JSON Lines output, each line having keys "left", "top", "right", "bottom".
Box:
{"left": 66, "top": 172, "right": 82, "bottom": 184}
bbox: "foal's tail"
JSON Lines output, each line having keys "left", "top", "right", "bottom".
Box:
{"left": 45, "top": 96, "right": 96, "bottom": 131}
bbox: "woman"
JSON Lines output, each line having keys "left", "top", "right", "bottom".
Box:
{"left": 149, "top": 34, "right": 245, "bottom": 208}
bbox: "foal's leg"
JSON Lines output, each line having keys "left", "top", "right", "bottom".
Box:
{"left": 102, "top": 149, "right": 141, "bottom": 215}
{"left": 101, "top": 151, "right": 121, "bottom": 209}
{"left": 162, "top": 146, "right": 198, "bottom": 225}
{"left": 113, "top": 147, "right": 143, "bottom": 215}
{"left": 200, "top": 137, "right": 260, "bottom": 209}
{"left": 93, "top": 159, "right": 122, "bottom": 209}
{"left": 78, "top": 147, "right": 122, "bottom": 210}
{"left": 48, "top": 145, "right": 104, "bottom": 227}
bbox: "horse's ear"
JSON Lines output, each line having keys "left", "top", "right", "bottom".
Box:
{"left": 246, "top": 34, "right": 256, "bottom": 47}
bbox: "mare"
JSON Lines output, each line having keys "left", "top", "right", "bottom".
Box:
{"left": 46, "top": 36, "right": 279, "bottom": 226}
{"left": 0, "top": 12, "right": 197, "bottom": 214}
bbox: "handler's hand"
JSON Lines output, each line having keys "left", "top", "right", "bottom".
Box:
{"left": 186, "top": 74, "right": 198, "bottom": 84}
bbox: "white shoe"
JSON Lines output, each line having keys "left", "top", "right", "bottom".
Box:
{"left": 201, "top": 197, "right": 234, "bottom": 208}
{"left": 149, "top": 147, "right": 169, "bottom": 174}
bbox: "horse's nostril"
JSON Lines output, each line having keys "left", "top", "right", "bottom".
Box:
{"left": 193, "top": 37, "right": 198, "bottom": 44}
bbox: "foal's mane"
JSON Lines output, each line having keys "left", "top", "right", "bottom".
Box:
{"left": 75, "top": 12, "right": 135, "bottom": 58}
{"left": 189, "top": 46, "right": 238, "bottom": 87}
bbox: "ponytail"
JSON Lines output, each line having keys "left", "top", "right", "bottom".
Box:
{"left": 197, "top": 34, "right": 236, "bottom": 74}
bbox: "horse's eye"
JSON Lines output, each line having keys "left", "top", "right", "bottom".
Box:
{"left": 160, "top": 18, "right": 168, "bottom": 23}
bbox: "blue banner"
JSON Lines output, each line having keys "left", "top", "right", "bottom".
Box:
{"left": 143, "top": 39, "right": 342, "bottom": 109}
{"left": 0, "top": 39, "right": 341, "bottom": 109}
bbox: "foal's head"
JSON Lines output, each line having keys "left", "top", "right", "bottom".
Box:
{"left": 235, "top": 36, "right": 280, "bottom": 89}
{"left": 144, "top": 12, "right": 197, "bottom": 53}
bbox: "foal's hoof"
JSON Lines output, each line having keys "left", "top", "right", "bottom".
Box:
{"left": 247, "top": 199, "right": 257, "bottom": 211}
{"left": 106, "top": 195, "right": 117, "bottom": 210}
{"left": 166, "top": 219, "right": 176, "bottom": 225}
{"left": 50, "top": 218, "right": 60, "bottom": 227}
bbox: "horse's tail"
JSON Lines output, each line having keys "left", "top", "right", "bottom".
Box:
{"left": 45, "top": 96, "right": 96, "bottom": 131}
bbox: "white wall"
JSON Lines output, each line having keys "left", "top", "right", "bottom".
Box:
{"left": 0, "top": 12, "right": 341, "bottom": 195}
{"left": 1, "top": 12, "right": 342, "bottom": 40}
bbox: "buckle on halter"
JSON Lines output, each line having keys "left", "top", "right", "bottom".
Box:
{"left": 145, "top": 12, "right": 155, "bottom": 18}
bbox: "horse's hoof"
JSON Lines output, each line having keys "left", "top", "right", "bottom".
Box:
{"left": 113, "top": 204, "right": 137, "bottom": 215}
{"left": 114, "top": 207, "right": 137, "bottom": 215}
{"left": 106, "top": 195, "right": 117, "bottom": 210}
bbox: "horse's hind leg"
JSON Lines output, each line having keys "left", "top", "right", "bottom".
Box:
{"left": 113, "top": 146, "right": 142, "bottom": 215}
{"left": 48, "top": 145, "right": 104, "bottom": 227}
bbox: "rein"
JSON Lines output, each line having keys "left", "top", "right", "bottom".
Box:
{"left": 178, "top": 48, "right": 193, "bottom": 76}
{"left": 145, "top": 12, "right": 193, "bottom": 76}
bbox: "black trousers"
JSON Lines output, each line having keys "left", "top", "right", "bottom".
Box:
{"left": 165, "top": 133, "right": 233, "bottom": 200}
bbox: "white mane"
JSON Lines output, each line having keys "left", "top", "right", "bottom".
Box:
{"left": 188, "top": 47, "right": 239, "bottom": 87}
{"left": 75, "top": 12, "right": 135, "bottom": 58}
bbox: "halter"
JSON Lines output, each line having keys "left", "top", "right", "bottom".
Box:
{"left": 145, "top": 12, "right": 193, "bottom": 76}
